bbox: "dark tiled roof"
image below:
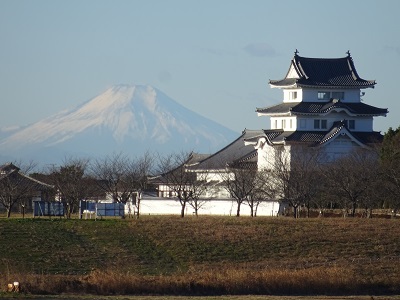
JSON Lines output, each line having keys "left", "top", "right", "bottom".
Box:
{"left": 245, "top": 124, "right": 383, "bottom": 147}
{"left": 0, "top": 166, "right": 53, "bottom": 190}
{"left": 284, "top": 131, "right": 327, "bottom": 143}
{"left": 188, "top": 129, "right": 264, "bottom": 170}
{"left": 185, "top": 153, "right": 212, "bottom": 166}
{"left": 269, "top": 53, "right": 376, "bottom": 89}
{"left": 257, "top": 100, "right": 387, "bottom": 116}
{"left": 243, "top": 130, "right": 283, "bottom": 145}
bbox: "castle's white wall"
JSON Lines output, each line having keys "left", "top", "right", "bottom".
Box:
{"left": 283, "top": 89, "right": 302, "bottom": 103}
{"left": 296, "top": 114, "right": 373, "bottom": 132}
{"left": 257, "top": 144, "right": 276, "bottom": 171}
{"left": 322, "top": 135, "right": 362, "bottom": 161}
{"left": 287, "top": 64, "right": 300, "bottom": 79}
{"left": 270, "top": 116, "right": 296, "bottom": 130}
{"left": 292, "top": 88, "right": 361, "bottom": 103}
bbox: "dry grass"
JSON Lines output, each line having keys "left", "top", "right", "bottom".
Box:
{"left": 0, "top": 216, "right": 400, "bottom": 296}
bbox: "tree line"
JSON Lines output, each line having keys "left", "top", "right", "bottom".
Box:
{"left": 1, "top": 127, "right": 400, "bottom": 219}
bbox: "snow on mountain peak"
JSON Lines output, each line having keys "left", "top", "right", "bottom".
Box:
{"left": 0, "top": 84, "right": 238, "bottom": 164}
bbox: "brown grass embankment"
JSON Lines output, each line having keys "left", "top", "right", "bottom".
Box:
{"left": 0, "top": 216, "right": 399, "bottom": 295}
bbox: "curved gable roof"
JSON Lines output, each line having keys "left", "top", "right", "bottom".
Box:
{"left": 270, "top": 52, "right": 376, "bottom": 89}
{"left": 243, "top": 123, "right": 383, "bottom": 148}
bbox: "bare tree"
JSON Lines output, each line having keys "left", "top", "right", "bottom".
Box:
{"left": 322, "top": 148, "right": 379, "bottom": 217}
{"left": 90, "top": 153, "right": 141, "bottom": 204}
{"left": 133, "top": 151, "right": 154, "bottom": 218}
{"left": 221, "top": 164, "right": 258, "bottom": 217}
{"left": 48, "top": 157, "right": 93, "bottom": 219}
{"left": 273, "top": 146, "right": 324, "bottom": 218}
{"left": 155, "top": 151, "right": 210, "bottom": 217}
{"left": 186, "top": 171, "right": 211, "bottom": 216}
{"left": 248, "top": 169, "right": 277, "bottom": 217}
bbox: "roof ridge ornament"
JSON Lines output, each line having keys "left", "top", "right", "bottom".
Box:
{"left": 294, "top": 49, "right": 299, "bottom": 56}
{"left": 346, "top": 50, "right": 351, "bottom": 57}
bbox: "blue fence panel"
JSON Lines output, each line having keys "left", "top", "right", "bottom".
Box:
{"left": 34, "top": 201, "right": 64, "bottom": 217}
{"left": 96, "top": 203, "right": 125, "bottom": 217}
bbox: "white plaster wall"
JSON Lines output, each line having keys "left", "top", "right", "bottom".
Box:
{"left": 301, "top": 89, "right": 316, "bottom": 102}
{"left": 257, "top": 144, "right": 276, "bottom": 171}
{"left": 296, "top": 114, "right": 373, "bottom": 131}
{"left": 286, "top": 64, "right": 300, "bottom": 79}
{"left": 283, "top": 89, "right": 302, "bottom": 103}
{"left": 341, "top": 89, "right": 362, "bottom": 103}
{"left": 270, "top": 116, "right": 297, "bottom": 130}
{"left": 350, "top": 116, "right": 373, "bottom": 131}
{"left": 297, "top": 88, "right": 361, "bottom": 102}
{"left": 137, "top": 197, "right": 281, "bottom": 217}
{"left": 322, "top": 135, "right": 361, "bottom": 161}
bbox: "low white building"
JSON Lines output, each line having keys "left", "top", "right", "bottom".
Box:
{"left": 147, "top": 131, "right": 283, "bottom": 217}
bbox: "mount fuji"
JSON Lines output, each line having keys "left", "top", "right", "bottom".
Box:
{"left": 0, "top": 84, "right": 238, "bottom": 165}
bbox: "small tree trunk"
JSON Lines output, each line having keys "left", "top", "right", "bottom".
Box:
{"left": 180, "top": 201, "right": 186, "bottom": 218}
{"left": 135, "top": 198, "right": 141, "bottom": 219}
{"left": 6, "top": 208, "right": 11, "bottom": 218}
{"left": 351, "top": 201, "right": 356, "bottom": 217}
{"left": 293, "top": 206, "right": 298, "bottom": 218}
{"left": 236, "top": 201, "right": 241, "bottom": 217}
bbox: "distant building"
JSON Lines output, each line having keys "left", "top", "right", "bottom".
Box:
{"left": 0, "top": 163, "right": 53, "bottom": 214}
{"left": 244, "top": 50, "right": 388, "bottom": 170}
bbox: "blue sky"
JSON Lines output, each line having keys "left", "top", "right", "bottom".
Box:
{"left": 1, "top": 0, "right": 399, "bottom": 134}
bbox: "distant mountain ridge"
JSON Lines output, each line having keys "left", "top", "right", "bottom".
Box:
{"left": 0, "top": 85, "right": 238, "bottom": 165}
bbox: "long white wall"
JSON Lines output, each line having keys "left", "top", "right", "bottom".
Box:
{"left": 137, "top": 197, "right": 281, "bottom": 217}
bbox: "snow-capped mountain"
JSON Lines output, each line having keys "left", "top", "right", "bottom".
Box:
{"left": 0, "top": 84, "right": 238, "bottom": 165}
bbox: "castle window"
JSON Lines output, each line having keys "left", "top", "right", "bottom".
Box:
{"left": 318, "top": 91, "right": 330, "bottom": 100}
{"left": 289, "top": 91, "right": 297, "bottom": 100}
{"left": 346, "top": 120, "right": 355, "bottom": 129}
{"left": 314, "top": 119, "right": 327, "bottom": 129}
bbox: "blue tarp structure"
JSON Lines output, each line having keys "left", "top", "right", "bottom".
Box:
{"left": 79, "top": 200, "right": 125, "bottom": 218}
{"left": 34, "top": 201, "right": 64, "bottom": 217}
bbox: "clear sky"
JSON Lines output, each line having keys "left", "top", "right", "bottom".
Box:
{"left": 1, "top": 0, "right": 399, "bottom": 134}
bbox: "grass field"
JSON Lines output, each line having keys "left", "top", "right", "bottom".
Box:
{"left": 0, "top": 215, "right": 399, "bottom": 296}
